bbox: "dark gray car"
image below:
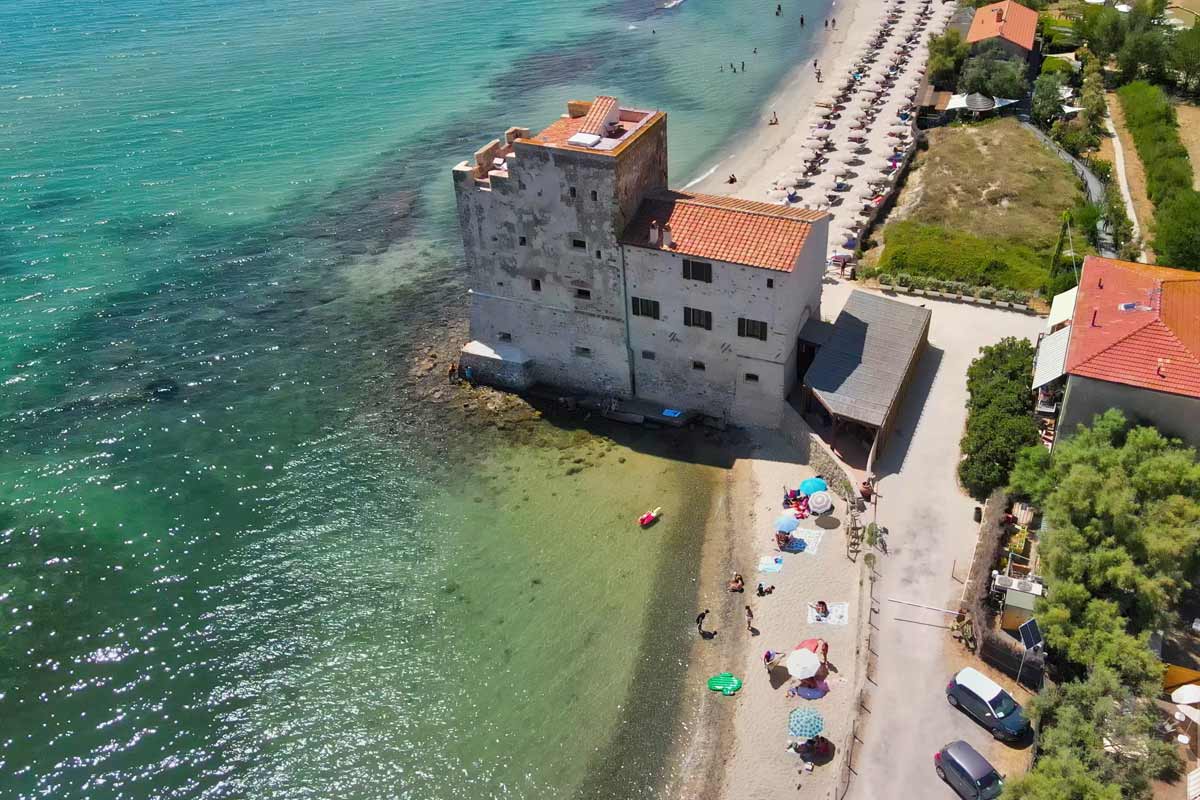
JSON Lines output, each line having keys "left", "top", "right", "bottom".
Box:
{"left": 934, "top": 740, "right": 1004, "bottom": 799}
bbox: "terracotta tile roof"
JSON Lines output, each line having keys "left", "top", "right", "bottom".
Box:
{"left": 579, "top": 95, "right": 617, "bottom": 136}
{"left": 531, "top": 115, "right": 589, "bottom": 148}
{"left": 1066, "top": 256, "right": 1200, "bottom": 399}
{"left": 620, "top": 190, "right": 828, "bottom": 272}
{"left": 966, "top": 0, "right": 1038, "bottom": 51}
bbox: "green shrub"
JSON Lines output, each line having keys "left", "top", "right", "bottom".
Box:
{"left": 895, "top": 272, "right": 912, "bottom": 288}
{"left": 1041, "top": 56, "right": 1076, "bottom": 77}
{"left": 978, "top": 286, "right": 996, "bottom": 300}
{"left": 876, "top": 272, "right": 893, "bottom": 286}
{"left": 958, "top": 338, "right": 1039, "bottom": 500}
{"left": 877, "top": 221, "right": 1047, "bottom": 291}
{"left": 1089, "top": 157, "right": 1113, "bottom": 183}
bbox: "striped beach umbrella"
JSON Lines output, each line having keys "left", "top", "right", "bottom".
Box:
{"left": 789, "top": 707, "right": 825, "bottom": 739}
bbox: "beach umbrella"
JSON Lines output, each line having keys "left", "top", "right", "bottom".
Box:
{"left": 788, "top": 707, "right": 825, "bottom": 739}
{"left": 1173, "top": 684, "right": 1200, "bottom": 705}
{"left": 786, "top": 648, "right": 822, "bottom": 680}
{"left": 775, "top": 514, "right": 800, "bottom": 533}
{"left": 808, "top": 491, "right": 834, "bottom": 515}
{"left": 799, "top": 477, "right": 828, "bottom": 495}
{"left": 796, "top": 638, "right": 827, "bottom": 654}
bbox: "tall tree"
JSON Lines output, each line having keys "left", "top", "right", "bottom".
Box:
{"left": 928, "top": 29, "right": 970, "bottom": 90}
{"left": 1171, "top": 25, "right": 1200, "bottom": 93}
{"left": 1033, "top": 73, "right": 1067, "bottom": 126}
{"left": 1154, "top": 189, "right": 1200, "bottom": 268}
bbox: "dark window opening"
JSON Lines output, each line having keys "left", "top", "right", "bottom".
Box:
{"left": 683, "top": 307, "right": 713, "bottom": 330}
{"left": 692, "top": 361, "right": 706, "bottom": 371}
{"left": 590, "top": 190, "right": 598, "bottom": 201}
{"left": 531, "top": 278, "right": 542, "bottom": 292}
{"left": 595, "top": 249, "right": 602, "bottom": 259}
{"left": 519, "top": 236, "right": 527, "bottom": 246}
{"left": 569, "top": 186, "right": 577, "bottom": 198}
{"left": 496, "top": 281, "right": 504, "bottom": 286}
{"left": 738, "top": 317, "right": 768, "bottom": 341}
{"left": 767, "top": 278, "right": 774, "bottom": 288}
{"left": 498, "top": 332, "right": 512, "bottom": 342}
{"left": 631, "top": 297, "right": 661, "bottom": 319}
{"left": 572, "top": 238, "right": 586, "bottom": 249}
{"left": 642, "top": 350, "right": 656, "bottom": 360}
{"left": 682, "top": 259, "right": 713, "bottom": 283}
{"left": 575, "top": 288, "right": 592, "bottom": 300}
{"left": 745, "top": 373, "right": 759, "bottom": 383}
{"left": 574, "top": 346, "right": 592, "bottom": 358}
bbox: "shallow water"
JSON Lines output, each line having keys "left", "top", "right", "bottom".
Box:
{"left": 1, "top": 0, "right": 825, "bottom": 796}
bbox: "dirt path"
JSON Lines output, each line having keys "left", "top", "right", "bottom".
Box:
{"left": 1173, "top": 102, "right": 1200, "bottom": 192}
{"left": 1107, "top": 91, "right": 1156, "bottom": 260}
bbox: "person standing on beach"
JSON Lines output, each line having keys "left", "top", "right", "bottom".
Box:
{"left": 832, "top": 17, "right": 837, "bottom": 28}
{"left": 741, "top": 60, "right": 745, "bottom": 72}
{"left": 745, "top": 605, "right": 755, "bottom": 632}
{"left": 696, "top": 608, "right": 710, "bottom": 635}
{"left": 824, "top": 18, "right": 828, "bottom": 28}
{"left": 776, "top": 3, "right": 782, "bottom": 15}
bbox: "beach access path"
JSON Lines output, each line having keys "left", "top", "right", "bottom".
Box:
{"left": 818, "top": 281, "right": 1043, "bottom": 799}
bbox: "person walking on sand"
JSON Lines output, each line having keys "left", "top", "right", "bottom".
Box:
{"left": 741, "top": 60, "right": 745, "bottom": 71}
{"left": 696, "top": 608, "right": 710, "bottom": 635}
{"left": 824, "top": 18, "right": 828, "bottom": 28}
{"left": 831, "top": 17, "right": 837, "bottom": 28}
{"left": 800, "top": 14, "right": 805, "bottom": 26}
{"left": 745, "top": 605, "right": 755, "bottom": 632}
{"left": 776, "top": 3, "right": 782, "bottom": 15}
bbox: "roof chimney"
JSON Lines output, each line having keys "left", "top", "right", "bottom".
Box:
{"left": 1090, "top": 307, "right": 1099, "bottom": 327}
{"left": 662, "top": 224, "right": 674, "bottom": 249}
{"left": 1098, "top": 276, "right": 1103, "bottom": 289}
{"left": 995, "top": 8, "right": 1003, "bottom": 22}
{"left": 648, "top": 220, "right": 659, "bottom": 246}
{"left": 1158, "top": 358, "right": 1168, "bottom": 378}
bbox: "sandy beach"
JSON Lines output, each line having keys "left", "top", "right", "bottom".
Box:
{"left": 687, "top": 0, "right": 879, "bottom": 203}
{"left": 664, "top": 0, "right": 960, "bottom": 796}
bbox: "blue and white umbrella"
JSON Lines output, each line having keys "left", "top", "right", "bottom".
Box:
{"left": 788, "top": 707, "right": 825, "bottom": 738}
{"left": 799, "top": 478, "right": 828, "bottom": 496}
{"left": 775, "top": 514, "right": 800, "bottom": 533}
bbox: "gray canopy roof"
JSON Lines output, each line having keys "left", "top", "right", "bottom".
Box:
{"left": 804, "top": 291, "right": 931, "bottom": 428}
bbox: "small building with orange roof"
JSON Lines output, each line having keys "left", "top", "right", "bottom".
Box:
{"left": 1033, "top": 256, "right": 1200, "bottom": 446}
{"left": 966, "top": 0, "right": 1039, "bottom": 60}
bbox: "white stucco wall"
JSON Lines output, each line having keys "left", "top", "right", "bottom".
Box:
{"left": 621, "top": 217, "right": 828, "bottom": 427}
{"left": 1059, "top": 374, "right": 1200, "bottom": 448}
{"left": 452, "top": 116, "right": 669, "bottom": 400}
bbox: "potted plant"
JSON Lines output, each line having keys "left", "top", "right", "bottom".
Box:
{"left": 977, "top": 286, "right": 995, "bottom": 306}
{"left": 877, "top": 272, "right": 894, "bottom": 289}
{"left": 896, "top": 273, "right": 912, "bottom": 291}
{"left": 910, "top": 276, "right": 928, "bottom": 296}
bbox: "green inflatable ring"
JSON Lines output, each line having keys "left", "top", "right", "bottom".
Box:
{"left": 707, "top": 672, "right": 743, "bottom": 696}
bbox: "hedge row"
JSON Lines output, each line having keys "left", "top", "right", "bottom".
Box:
{"left": 873, "top": 272, "right": 1032, "bottom": 304}
{"left": 1116, "top": 81, "right": 1194, "bottom": 206}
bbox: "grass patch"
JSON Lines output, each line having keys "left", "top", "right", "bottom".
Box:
{"left": 877, "top": 221, "right": 1048, "bottom": 290}
{"left": 873, "top": 118, "right": 1086, "bottom": 292}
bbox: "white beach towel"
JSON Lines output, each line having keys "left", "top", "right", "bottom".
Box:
{"left": 807, "top": 601, "right": 850, "bottom": 626}
{"left": 796, "top": 529, "right": 824, "bottom": 555}
{"left": 758, "top": 555, "right": 784, "bottom": 573}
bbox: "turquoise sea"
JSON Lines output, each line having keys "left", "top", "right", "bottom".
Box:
{"left": 1, "top": 1, "right": 827, "bottom": 797}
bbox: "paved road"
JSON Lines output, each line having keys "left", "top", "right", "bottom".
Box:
{"left": 829, "top": 288, "right": 1044, "bottom": 800}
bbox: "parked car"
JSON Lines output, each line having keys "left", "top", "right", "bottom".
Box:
{"left": 934, "top": 740, "right": 1004, "bottom": 799}
{"left": 946, "top": 667, "right": 1030, "bottom": 741}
